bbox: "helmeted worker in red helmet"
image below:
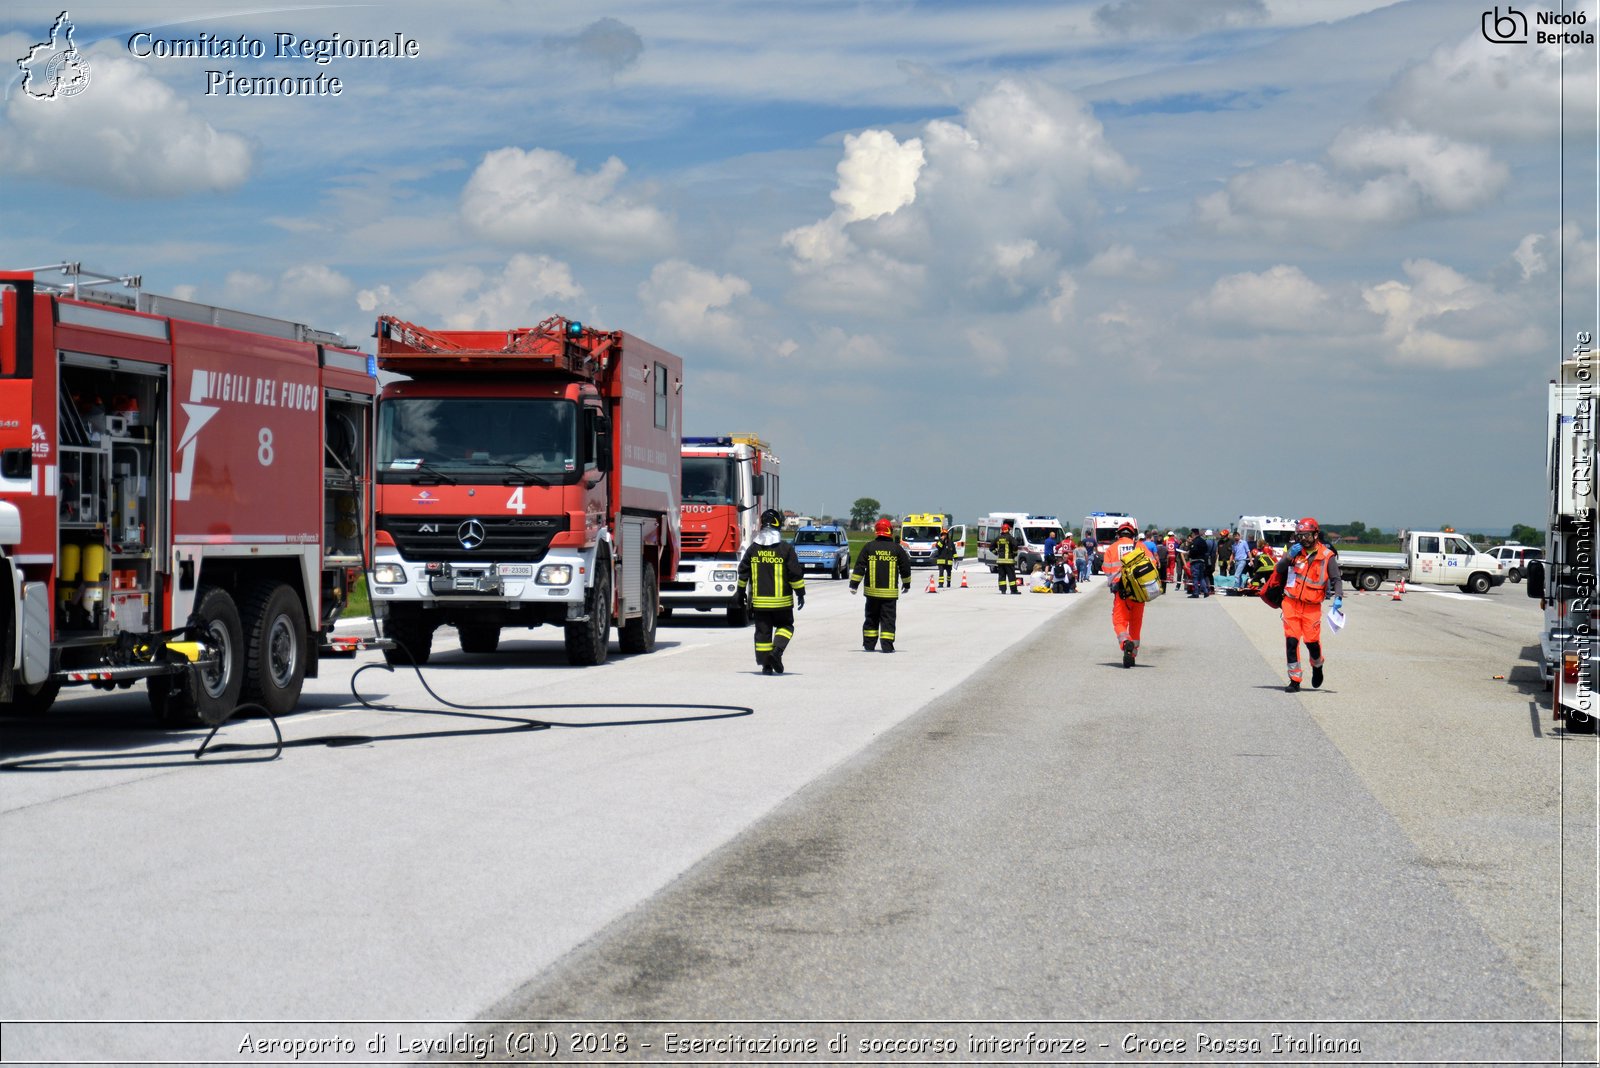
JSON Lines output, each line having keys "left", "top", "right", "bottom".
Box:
{"left": 850, "top": 517, "right": 914, "bottom": 652}
{"left": 1275, "top": 516, "right": 1344, "bottom": 692}
{"left": 1102, "top": 521, "right": 1146, "bottom": 668}
{"left": 991, "top": 520, "right": 1021, "bottom": 594}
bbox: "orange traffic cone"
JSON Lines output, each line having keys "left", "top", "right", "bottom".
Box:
{"left": 959, "top": 571, "right": 969, "bottom": 589}
{"left": 1391, "top": 577, "right": 1405, "bottom": 601}
{"left": 926, "top": 573, "right": 938, "bottom": 593}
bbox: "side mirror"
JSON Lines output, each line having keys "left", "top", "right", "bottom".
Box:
{"left": 1526, "top": 560, "right": 1544, "bottom": 599}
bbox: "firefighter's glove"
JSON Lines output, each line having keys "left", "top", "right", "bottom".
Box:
{"left": 796, "top": 589, "right": 806, "bottom": 610}
{"left": 901, "top": 583, "right": 911, "bottom": 594}
{"left": 1287, "top": 542, "right": 1304, "bottom": 559}
{"left": 849, "top": 584, "right": 859, "bottom": 595}
{"left": 1330, "top": 596, "right": 1343, "bottom": 613}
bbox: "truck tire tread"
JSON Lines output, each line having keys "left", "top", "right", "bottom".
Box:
{"left": 619, "top": 565, "right": 657, "bottom": 654}
{"left": 240, "top": 581, "right": 308, "bottom": 717}
{"left": 564, "top": 556, "right": 612, "bottom": 665}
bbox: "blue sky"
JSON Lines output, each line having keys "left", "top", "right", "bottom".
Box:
{"left": 3, "top": 0, "right": 1595, "bottom": 533}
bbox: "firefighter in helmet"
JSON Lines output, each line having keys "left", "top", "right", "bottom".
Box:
{"left": 1275, "top": 516, "right": 1343, "bottom": 692}
{"left": 992, "top": 520, "right": 1021, "bottom": 594}
{"left": 736, "top": 507, "right": 806, "bottom": 674}
{"left": 1102, "top": 521, "right": 1146, "bottom": 668}
{"left": 850, "top": 517, "right": 913, "bottom": 652}
{"left": 934, "top": 526, "right": 957, "bottom": 588}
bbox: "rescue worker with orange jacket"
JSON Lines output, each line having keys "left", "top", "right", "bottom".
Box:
{"left": 737, "top": 508, "right": 806, "bottom": 674}
{"left": 1102, "top": 521, "right": 1146, "bottom": 668}
{"left": 1275, "top": 516, "right": 1343, "bottom": 692}
{"left": 850, "top": 518, "right": 913, "bottom": 651}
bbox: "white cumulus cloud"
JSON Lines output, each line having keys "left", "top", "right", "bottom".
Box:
{"left": 357, "top": 254, "right": 586, "bottom": 331}
{"left": 1191, "top": 264, "right": 1333, "bottom": 332}
{"left": 833, "top": 129, "right": 925, "bottom": 221}
{"left": 1361, "top": 259, "right": 1503, "bottom": 369}
{"left": 638, "top": 260, "right": 752, "bottom": 340}
{"left": 1, "top": 48, "right": 251, "bottom": 196}
{"left": 1378, "top": 26, "right": 1599, "bottom": 141}
{"left": 1196, "top": 125, "right": 1509, "bottom": 241}
{"left": 783, "top": 79, "right": 1134, "bottom": 316}
{"left": 460, "top": 147, "right": 672, "bottom": 259}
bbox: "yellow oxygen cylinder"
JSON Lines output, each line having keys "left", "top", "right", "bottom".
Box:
{"left": 81, "top": 543, "right": 107, "bottom": 583}
{"left": 60, "top": 542, "right": 81, "bottom": 582}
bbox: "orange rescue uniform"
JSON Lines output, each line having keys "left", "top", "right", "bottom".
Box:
{"left": 1103, "top": 536, "right": 1145, "bottom": 655}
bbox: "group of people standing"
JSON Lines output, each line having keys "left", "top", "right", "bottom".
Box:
{"left": 1099, "top": 517, "right": 1344, "bottom": 690}
{"left": 737, "top": 509, "right": 1344, "bottom": 694}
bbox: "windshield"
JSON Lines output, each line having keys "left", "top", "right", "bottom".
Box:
{"left": 795, "top": 530, "right": 839, "bottom": 545}
{"left": 682, "top": 456, "right": 738, "bottom": 505}
{"left": 1024, "top": 526, "right": 1064, "bottom": 544}
{"left": 900, "top": 525, "right": 941, "bottom": 541}
{"left": 1090, "top": 522, "right": 1123, "bottom": 542}
{"left": 378, "top": 397, "right": 576, "bottom": 481}
{"left": 1259, "top": 529, "right": 1294, "bottom": 548}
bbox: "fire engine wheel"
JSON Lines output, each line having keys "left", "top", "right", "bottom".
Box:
{"left": 564, "top": 559, "right": 612, "bottom": 665}
{"left": 382, "top": 614, "right": 434, "bottom": 666}
{"left": 149, "top": 585, "right": 244, "bottom": 728}
{"left": 241, "top": 582, "right": 308, "bottom": 717}
{"left": 619, "top": 566, "right": 658, "bottom": 654}
{"left": 457, "top": 625, "right": 501, "bottom": 655}
{"left": 1358, "top": 570, "right": 1382, "bottom": 592}
{"left": 5, "top": 680, "right": 61, "bottom": 717}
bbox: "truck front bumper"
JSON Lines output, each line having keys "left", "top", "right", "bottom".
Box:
{"left": 661, "top": 558, "right": 742, "bottom": 609}
{"left": 369, "top": 547, "right": 592, "bottom": 617}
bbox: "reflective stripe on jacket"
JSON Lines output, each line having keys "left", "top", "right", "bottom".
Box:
{"left": 1285, "top": 543, "right": 1335, "bottom": 604}
{"left": 852, "top": 538, "right": 912, "bottom": 598}
{"left": 737, "top": 542, "right": 805, "bottom": 608}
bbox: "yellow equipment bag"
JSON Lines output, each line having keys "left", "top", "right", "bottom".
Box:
{"left": 1118, "top": 544, "right": 1163, "bottom": 603}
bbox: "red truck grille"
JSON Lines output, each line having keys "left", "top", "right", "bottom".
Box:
{"left": 682, "top": 531, "right": 711, "bottom": 550}
{"left": 380, "top": 515, "right": 564, "bottom": 562}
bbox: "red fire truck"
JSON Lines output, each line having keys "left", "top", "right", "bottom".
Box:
{"left": 664, "top": 434, "right": 779, "bottom": 626}
{"left": 0, "top": 265, "right": 377, "bottom": 725}
{"left": 369, "top": 314, "right": 681, "bottom": 665}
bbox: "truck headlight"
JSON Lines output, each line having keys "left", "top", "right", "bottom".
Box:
{"left": 713, "top": 569, "right": 738, "bottom": 581}
{"left": 537, "top": 564, "right": 574, "bottom": 585}
{"left": 372, "top": 563, "right": 406, "bottom": 584}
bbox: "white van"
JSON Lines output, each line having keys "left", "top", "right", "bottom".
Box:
{"left": 978, "top": 513, "right": 1067, "bottom": 574}
{"left": 1235, "top": 515, "right": 1297, "bottom": 555}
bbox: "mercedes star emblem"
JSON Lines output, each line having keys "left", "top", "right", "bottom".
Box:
{"left": 457, "top": 519, "right": 486, "bottom": 550}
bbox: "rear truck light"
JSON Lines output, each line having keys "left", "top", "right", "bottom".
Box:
{"left": 375, "top": 529, "right": 396, "bottom": 547}
{"left": 371, "top": 563, "right": 406, "bottom": 584}
{"left": 537, "top": 564, "right": 574, "bottom": 585}
{"left": 1564, "top": 652, "right": 1581, "bottom": 684}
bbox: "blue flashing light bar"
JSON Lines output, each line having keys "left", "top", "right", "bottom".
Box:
{"left": 681, "top": 436, "right": 734, "bottom": 447}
